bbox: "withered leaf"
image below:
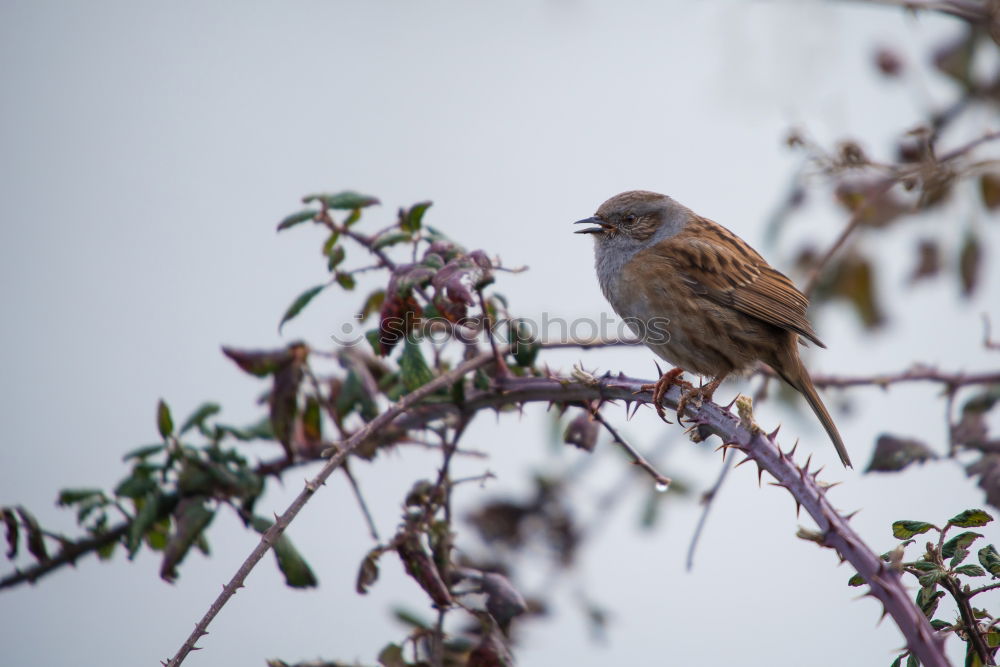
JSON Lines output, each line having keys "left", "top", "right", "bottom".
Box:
{"left": 866, "top": 434, "right": 936, "bottom": 473}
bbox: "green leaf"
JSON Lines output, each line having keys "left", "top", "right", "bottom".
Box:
{"left": 892, "top": 520, "right": 936, "bottom": 539}
{"left": 978, "top": 544, "right": 1000, "bottom": 577}
{"left": 954, "top": 564, "right": 986, "bottom": 577}
{"left": 278, "top": 284, "right": 325, "bottom": 332}
{"left": 372, "top": 231, "right": 411, "bottom": 250}
{"left": 179, "top": 402, "right": 221, "bottom": 435}
{"left": 905, "top": 653, "right": 917, "bottom": 667}
{"left": 929, "top": 619, "right": 952, "bottom": 630}
{"left": 944, "top": 531, "right": 983, "bottom": 568}
{"left": 250, "top": 516, "right": 318, "bottom": 588}
{"left": 948, "top": 509, "right": 993, "bottom": 528}
{"left": 326, "top": 245, "right": 346, "bottom": 271}
{"left": 917, "top": 584, "right": 945, "bottom": 617}
{"left": 959, "top": 231, "right": 982, "bottom": 298}
{"left": 128, "top": 493, "right": 162, "bottom": 558}
{"left": 122, "top": 443, "right": 167, "bottom": 461}
{"left": 302, "top": 191, "right": 380, "bottom": 210}
{"left": 918, "top": 570, "right": 947, "bottom": 587}
{"left": 335, "top": 272, "right": 356, "bottom": 290}
{"left": 57, "top": 488, "right": 105, "bottom": 506}
{"left": 343, "top": 208, "right": 362, "bottom": 226}
{"left": 160, "top": 498, "right": 214, "bottom": 582}
{"left": 157, "top": 399, "right": 174, "bottom": 439}
{"left": 276, "top": 209, "right": 318, "bottom": 231}
{"left": 358, "top": 290, "right": 386, "bottom": 322}
{"left": 115, "top": 474, "right": 158, "bottom": 499}
{"left": 392, "top": 607, "right": 431, "bottom": 630}
{"left": 399, "top": 339, "right": 434, "bottom": 393}
{"left": 400, "top": 201, "right": 432, "bottom": 233}
{"left": 322, "top": 231, "right": 341, "bottom": 256}
{"left": 848, "top": 573, "right": 866, "bottom": 587}
{"left": 377, "top": 643, "right": 407, "bottom": 667}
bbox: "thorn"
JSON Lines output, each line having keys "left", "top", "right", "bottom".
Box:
{"left": 723, "top": 395, "right": 739, "bottom": 410}
{"left": 623, "top": 400, "right": 633, "bottom": 418}
{"left": 803, "top": 454, "right": 813, "bottom": 474}
{"left": 811, "top": 465, "right": 825, "bottom": 480}
{"left": 788, "top": 439, "right": 799, "bottom": 459}
{"left": 768, "top": 424, "right": 781, "bottom": 439}
{"left": 654, "top": 360, "right": 664, "bottom": 376}
{"left": 844, "top": 509, "right": 860, "bottom": 521}
{"left": 734, "top": 455, "right": 754, "bottom": 468}
{"left": 795, "top": 500, "right": 801, "bottom": 518}
{"left": 629, "top": 401, "right": 643, "bottom": 420}
{"left": 767, "top": 481, "right": 789, "bottom": 490}
{"left": 757, "top": 465, "right": 764, "bottom": 487}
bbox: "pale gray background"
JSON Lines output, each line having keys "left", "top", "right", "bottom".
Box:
{"left": 1, "top": 2, "right": 999, "bottom": 665}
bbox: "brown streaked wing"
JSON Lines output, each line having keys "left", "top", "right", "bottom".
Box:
{"left": 649, "top": 218, "right": 825, "bottom": 348}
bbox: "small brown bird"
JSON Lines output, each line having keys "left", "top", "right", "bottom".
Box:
{"left": 575, "top": 190, "right": 851, "bottom": 468}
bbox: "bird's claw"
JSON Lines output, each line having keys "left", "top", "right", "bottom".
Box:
{"left": 636, "top": 367, "right": 691, "bottom": 423}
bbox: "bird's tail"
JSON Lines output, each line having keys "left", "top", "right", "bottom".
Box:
{"left": 774, "top": 349, "right": 852, "bottom": 469}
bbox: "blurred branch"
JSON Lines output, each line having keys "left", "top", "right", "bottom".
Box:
{"left": 842, "top": 0, "right": 997, "bottom": 23}
{"left": 757, "top": 363, "right": 1000, "bottom": 390}
{"left": 686, "top": 456, "right": 733, "bottom": 571}
{"left": 0, "top": 522, "right": 128, "bottom": 591}
{"left": 591, "top": 409, "right": 672, "bottom": 488}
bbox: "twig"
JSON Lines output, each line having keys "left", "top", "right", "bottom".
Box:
{"left": 942, "top": 576, "right": 994, "bottom": 665}
{"left": 756, "top": 363, "right": 1000, "bottom": 390}
{"left": 342, "top": 459, "right": 380, "bottom": 542}
{"left": 686, "top": 456, "right": 733, "bottom": 571}
{"left": 162, "top": 350, "right": 499, "bottom": 667}
{"left": 591, "top": 411, "right": 672, "bottom": 488}
{"left": 838, "top": 0, "right": 992, "bottom": 23}
{"left": 303, "top": 365, "right": 380, "bottom": 541}
{"left": 0, "top": 522, "right": 129, "bottom": 591}
{"left": 803, "top": 208, "right": 866, "bottom": 297}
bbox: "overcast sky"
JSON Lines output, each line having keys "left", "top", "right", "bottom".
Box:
{"left": 1, "top": 2, "right": 999, "bottom": 666}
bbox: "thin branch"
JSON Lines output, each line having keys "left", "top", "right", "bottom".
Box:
{"left": 341, "top": 459, "right": 380, "bottom": 542}
{"left": 757, "top": 363, "right": 1000, "bottom": 390}
{"left": 837, "top": 0, "right": 992, "bottom": 23}
{"left": 591, "top": 410, "right": 672, "bottom": 488}
{"left": 803, "top": 209, "right": 864, "bottom": 297}
{"left": 942, "top": 576, "right": 994, "bottom": 665}
{"left": 162, "top": 350, "right": 499, "bottom": 667}
{"left": 0, "top": 522, "right": 128, "bottom": 591}
{"left": 686, "top": 456, "right": 733, "bottom": 571}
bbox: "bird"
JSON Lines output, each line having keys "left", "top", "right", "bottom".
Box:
{"left": 575, "top": 190, "right": 851, "bottom": 468}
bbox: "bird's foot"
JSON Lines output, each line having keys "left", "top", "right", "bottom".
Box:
{"left": 638, "top": 367, "right": 691, "bottom": 422}
{"left": 676, "top": 376, "right": 725, "bottom": 423}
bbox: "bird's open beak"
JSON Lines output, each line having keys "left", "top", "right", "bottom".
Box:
{"left": 574, "top": 217, "right": 613, "bottom": 235}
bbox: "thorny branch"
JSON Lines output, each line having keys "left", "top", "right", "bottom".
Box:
{"left": 162, "top": 350, "right": 500, "bottom": 667}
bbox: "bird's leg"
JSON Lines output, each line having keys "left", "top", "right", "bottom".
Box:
{"left": 639, "top": 367, "right": 692, "bottom": 422}
{"left": 676, "top": 373, "right": 728, "bottom": 422}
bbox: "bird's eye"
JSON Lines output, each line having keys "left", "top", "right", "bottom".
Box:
{"left": 623, "top": 214, "right": 637, "bottom": 224}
